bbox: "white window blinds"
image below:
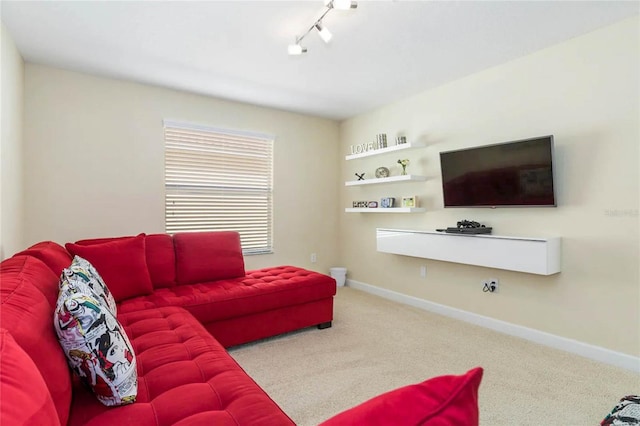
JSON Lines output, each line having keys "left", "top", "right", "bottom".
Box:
{"left": 164, "top": 120, "right": 274, "bottom": 255}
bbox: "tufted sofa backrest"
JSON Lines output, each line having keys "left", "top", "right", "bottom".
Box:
{"left": 0, "top": 254, "right": 72, "bottom": 425}
{"left": 73, "top": 231, "right": 246, "bottom": 290}
{"left": 14, "top": 241, "right": 73, "bottom": 276}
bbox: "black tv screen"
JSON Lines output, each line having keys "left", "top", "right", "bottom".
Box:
{"left": 440, "top": 135, "right": 556, "bottom": 208}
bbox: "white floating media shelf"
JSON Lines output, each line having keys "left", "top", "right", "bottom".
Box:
{"left": 345, "top": 175, "right": 427, "bottom": 186}
{"left": 376, "top": 228, "right": 561, "bottom": 275}
{"left": 346, "top": 208, "right": 426, "bottom": 213}
{"left": 345, "top": 142, "right": 425, "bottom": 161}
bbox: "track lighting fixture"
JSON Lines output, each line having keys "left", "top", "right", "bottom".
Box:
{"left": 288, "top": 0, "right": 357, "bottom": 55}
{"left": 325, "top": 0, "right": 357, "bottom": 10}
{"left": 315, "top": 22, "right": 332, "bottom": 43}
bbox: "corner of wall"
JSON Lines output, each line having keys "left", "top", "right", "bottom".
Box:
{"left": 0, "top": 23, "right": 26, "bottom": 259}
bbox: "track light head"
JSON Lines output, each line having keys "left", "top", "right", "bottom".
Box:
{"left": 324, "top": 0, "right": 357, "bottom": 9}
{"left": 287, "top": 43, "right": 307, "bottom": 55}
{"left": 315, "top": 22, "right": 332, "bottom": 43}
{"left": 335, "top": 0, "right": 358, "bottom": 10}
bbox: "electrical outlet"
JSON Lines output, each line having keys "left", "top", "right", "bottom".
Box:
{"left": 310, "top": 253, "right": 317, "bottom": 263}
{"left": 420, "top": 265, "right": 427, "bottom": 278}
{"left": 482, "top": 278, "right": 499, "bottom": 293}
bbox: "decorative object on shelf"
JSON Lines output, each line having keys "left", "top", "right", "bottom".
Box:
{"left": 287, "top": 0, "right": 358, "bottom": 56}
{"left": 376, "top": 133, "right": 387, "bottom": 149}
{"left": 435, "top": 220, "right": 492, "bottom": 234}
{"left": 375, "top": 167, "right": 390, "bottom": 178}
{"left": 353, "top": 201, "right": 369, "bottom": 207}
{"left": 350, "top": 143, "right": 375, "bottom": 155}
{"left": 355, "top": 172, "right": 365, "bottom": 180}
{"left": 402, "top": 196, "right": 417, "bottom": 208}
{"left": 368, "top": 201, "right": 378, "bottom": 208}
{"left": 457, "top": 220, "right": 486, "bottom": 229}
{"left": 398, "top": 159, "right": 410, "bottom": 175}
{"left": 380, "top": 197, "right": 395, "bottom": 208}
{"left": 396, "top": 136, "right": 407, "bottom": 145}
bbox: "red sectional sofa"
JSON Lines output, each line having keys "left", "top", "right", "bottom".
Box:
{"left": 0, "top": 231, "right": 336, "bottom": 425}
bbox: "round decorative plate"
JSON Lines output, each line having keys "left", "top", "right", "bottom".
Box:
{"left": 375, "top": 167, "right": 390, "bottom": 178}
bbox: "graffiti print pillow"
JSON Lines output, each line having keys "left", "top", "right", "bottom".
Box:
{"left": 54, "top": 292, "right": 137, "bottom": 406}
{"left": 601, "top": 396, "right": 640, "bottom": 425}
{"left": 60, "top": 256, "right": 117, "bottom": 316}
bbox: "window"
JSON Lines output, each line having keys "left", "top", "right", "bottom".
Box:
{"left": 164, "top": 120, "right": 274, "bottom": 255}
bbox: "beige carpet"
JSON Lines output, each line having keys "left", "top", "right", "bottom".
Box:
{"left": 229, "top": 287, "right": 639, "bottom": 425}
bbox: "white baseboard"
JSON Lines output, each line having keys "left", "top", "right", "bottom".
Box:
{"left": 346, "top": 279, "right": 640, "bottom": 373}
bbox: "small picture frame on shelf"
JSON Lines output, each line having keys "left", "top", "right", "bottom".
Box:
{"left": 380, "top": 197, "right": 395, "bottom": 208}
{"left": 402, "top": 196, "right": 417, "bottom": 208}
{"left": 368, "top": 201, "right": 378, "bottom": 208}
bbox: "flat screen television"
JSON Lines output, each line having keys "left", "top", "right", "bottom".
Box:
{"left": 440, "top": 135, "right": 556, "bottom": 208}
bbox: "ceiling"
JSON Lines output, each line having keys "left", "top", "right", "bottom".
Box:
{"left": 2, "top": 1, "right": 638, "bottom": 121}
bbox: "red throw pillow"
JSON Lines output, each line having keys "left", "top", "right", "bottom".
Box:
{"left": 173, "top": 231, "right": 246, "bottom": 285}
{"left": 0, "top": 329, "right": 61, "bottom": 426}
{"left": 319, "top": 367, "right": 483, "bottom": 426}
{"left": 65, "top": 234, "right": 153, "bottom": 302}
{"left": 73, "top": 234, "right": 176, "bottom": 288}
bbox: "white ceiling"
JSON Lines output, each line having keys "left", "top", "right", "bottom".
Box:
{"left": 1, "top": 1, "right": 638, "bottom": 120}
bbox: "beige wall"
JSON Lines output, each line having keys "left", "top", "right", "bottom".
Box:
{"left": 23, "top": 65, "right": 341, "bottom": 272}
{"left": 339, "top": 17, "right": 639, "bottom": 356}
{"left": 0, "top": 23, "right": 24, "bottom": 259}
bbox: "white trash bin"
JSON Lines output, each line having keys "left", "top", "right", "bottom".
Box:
{"left": 330, "top": 267, "right": 347, "bottom": 287}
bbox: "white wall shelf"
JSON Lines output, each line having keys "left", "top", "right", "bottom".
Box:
{"left": 345, "top": 142, "right": 425, "bottom": 161}
{"left": 376, "top": 228, "right": 561, "bottom": 275}
{"left": 345, "top": 174, "right": 427, "bottom": 186}
{"left": 346, "top": 208, "right": 426, "bottom": 213}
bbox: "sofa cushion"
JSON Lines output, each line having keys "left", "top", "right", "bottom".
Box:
{"left": 0, "top": 256, "right": 72, "bottom": 425}
{"left": 54, "top": 291, "right": 137, "bottom": 407}
{"left": 319, "top": 367, "right": 484, "bottom": 426}
{"left": 0, "top": 329, "right": 61, "bottom": 426}
{"left": 67, "top": 307, "right": 294, "bottom": 426}
{"left": 15, "top": 241, "right": 73, "bottom": 276}
{"left": 74, "top": 233, "right": 176, "bottom": 289}
{"left": 66, "top": 234, "right": 154, "bottom": 302}
{"left": 2, "top": 255, "right": 60, "bottom": 308}
{"left": 60, "top": 256, "right": 117, "bottom": 315}
{"left": 143, "top": 234, "right": 177, "bottom": 288}
{"left": 117, "top": 266, "right": 336, "bottom": 325}
{"left": 173, "top": 231, "right": 245, "bottom": 285}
